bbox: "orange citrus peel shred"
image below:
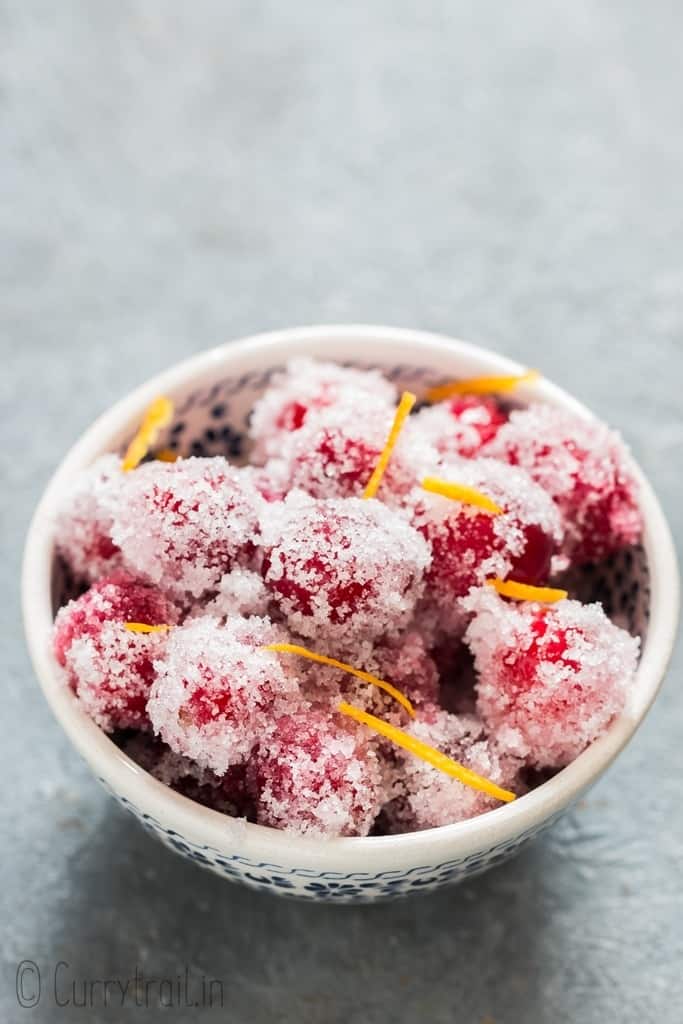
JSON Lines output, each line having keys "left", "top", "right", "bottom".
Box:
{"left": 363, "top": 391, "right": 417, "bottom": 499}
{"left": 421, "top": 477, "right": 503, "bottom": 515}
{"left": 264, "top": 642, "right": 415, "bottom": 717}
{"left": 154, "top": 448, "right": 181, "bottom": 463}
{"left": 426, "top": 369, "right": 540, "bottom": 404}
{"left": 338, "top": 702, "right": 516, "bottom": 803}
{"left": 121, "top": 396, "right": 174, "bottom": 472}
{"left": 487, "top": 579, "right": 568, "bottom": 603}
{"left": 124, "top": 622, "right": 172, "bottom": 634}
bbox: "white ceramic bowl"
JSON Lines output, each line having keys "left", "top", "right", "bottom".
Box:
{"left": 22, "top": 326, "right": 680, "bottom": 902}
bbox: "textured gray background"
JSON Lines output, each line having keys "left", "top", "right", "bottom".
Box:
{"left": 2, "top": 2, "right": 682, "bottom": 1022}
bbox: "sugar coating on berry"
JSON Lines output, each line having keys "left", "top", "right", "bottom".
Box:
{"left": 410, "top": 457, "right": 563, "bottom": 632}
{"left": 241, "top": 463, "right": 290, "bottom": 504}
{"left": 148, "top": 615, "right": 300, "bottom": 775}
{"left": 484, "top": 404, "right": 642, "bottom": 563}
{"left": 348, "top": 632, "right": 441, "bottom": 719}
{"left": 247, "top": 706, "right": 387, "bottom": 837}
{"left": 54, "top": 454, "right": 123, "bottom": 582}
{"left": 463, "top": 587, "right": 639, "bottom": 767}
{"left": 105, "top": 457, "right": 263, "bottom": 599}
{"left": 266, "top": 400, "right": 436, "bottom": 502}
{"left": 365, "top": 632, "right": 440, "bottom": 709}
{"left": 53, "top": 572, "right": 179, "bottom": 731}
{"left": 260, "top": 492, "right": 431, "bottom": 645}
{"left": 249, "top": 357, "right": 397, "bottom": 461}
{"left": 384, "top": 707, "right": 521, "bottom": 831}
{"left": 411, "top": 395, "right": 507, "bottom": 460}
{"left": 299, "top": 630, "right": 440, "bottom": 726}
{"left": 195, "top": 569, "right": 271, "bottom": 621}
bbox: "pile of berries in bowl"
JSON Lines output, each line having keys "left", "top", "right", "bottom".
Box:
{"left": 23, "top": 327, "right": 678, "bottom": 901}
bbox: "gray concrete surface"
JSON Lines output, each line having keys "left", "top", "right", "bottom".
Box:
{"left": 2, "top": 2, "right": 682, "bottom": 1021}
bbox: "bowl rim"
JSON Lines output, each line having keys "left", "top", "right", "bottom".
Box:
{"left": 22, "top": 324, "right": 681, "bottom": 867}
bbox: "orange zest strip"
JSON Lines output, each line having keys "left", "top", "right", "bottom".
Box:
{"left": 426, "top": 369, "right": 540, "bottom": 404}
{"left": 421, "top": 477, "right": 503, "bottom": 515}
{"left": 264, "top": 643, "right": 415, "bottom": 717}
{"left": 488, "top": 578, "right": 568, "bottom": 603}
{"left": 121, "top": 396, "right": 174, "bottom": 472}
{"left": 338, "top": 702, "right": 516, "bottom": 803}
{"left": 363, "top": 391, "right": 417, "bottom": 499}
{"left": 155, "top": 448, "right": 181, "bottom": 463}
{"left": 124, "top": 622, "right": 172, "bottom": 634}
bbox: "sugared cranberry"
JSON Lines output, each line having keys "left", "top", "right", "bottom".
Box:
{"left": 267, "top": 400, "right": 434, "bottom": 502}
{"left": 308, "top": 631, "right": 441, "bottom": 722}
{"left": 410, "top": 458, "right": 562, "bottom": 632}
{"left": 247, "top": 706, "right": 386, "bottom": 837}
{"left": 485, "top": 404, "right": 642, "bottom": 564}
{"left": 148, "top": 615, "right": 299, "bottom": 774}
{"left": 260, "top": 493, "right": 431, "bottom": 646}
{"left": 104, "top": 457, "right": 263, "bottom": 600}
{"left": 249, "top": 357, "right": 397, "bottom": 461}
{"left": 53, "top": 572, "right": 179, "bottom": 731}
{"left": 54, "top": 454, "right": 123, "bottom": 583}
{"left": 382, "top": 705, "right": 521, "bottom": 831}
{"left": 411, "top": 395, "right": 507, "bottom": 459}
{"left": 464, "top": 587, "right": 639, "bottom": 767}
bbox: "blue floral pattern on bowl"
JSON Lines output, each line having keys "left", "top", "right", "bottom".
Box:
{"left": 100, "top": 781, "right": 567, "bottom": 901}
